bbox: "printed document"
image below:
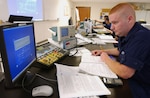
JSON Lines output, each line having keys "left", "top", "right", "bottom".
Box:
{"left": 55, "top": 63, "right": 111, "bottom": 98}
{"left": 69, "top": 47, "right": 91, "bottom": 56}
{"left": 96, "top": 34, "right": 118, "bottom": 43}
{"left": 79, "top": 54, "right": 118, "bottom": 78}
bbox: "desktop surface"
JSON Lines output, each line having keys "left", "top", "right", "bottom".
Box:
{"left": 0, "top": 44, "right": 133, "bottom": 98}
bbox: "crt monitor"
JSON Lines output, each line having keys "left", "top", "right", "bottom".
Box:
{"left": 78, "top": 20, "right": 93, "bottom": 34}
{"left": 49, "top": 25, "right": 75, "bottom": 42}
{"left": 0, "top": 23, "right": 36, "bottom": 88}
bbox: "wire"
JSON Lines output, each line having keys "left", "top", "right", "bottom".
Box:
{"left": 22, "top": 74, "right": 32, "bottom": 93}
{"left": 35, "top": 73, "right": 57, "bottom": 82}
{"left": 22, "top": 71, "right": 57, "bottom": 93}
{"left": 69, "top": 48, "right": 78, "bottom": 56}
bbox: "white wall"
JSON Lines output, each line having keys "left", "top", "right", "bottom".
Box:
{"left": 33, "top": 20, "right": 58, "bottom": 43}
{"left": 0, "top": 0, "right": 9, "bottom": 21}
{"left": 34, "top": 0, "right": 74, "bottom": 43}
{"left": 43, "top": 0, "right": 59, "bottom": 20}
{"left": 1, "top": 0, "right": 150, "bottom": 43}
{"left": 135, "top": 11, "right": 150, "bottom": 23}
{"left": 0, "top": 0, "right": 74, "bottom": 43}
{"left": 73, "top": 2, "right": 150, "bottom": 23}
{"left": 74, "top": 2, "right": 116, "bottom": 20}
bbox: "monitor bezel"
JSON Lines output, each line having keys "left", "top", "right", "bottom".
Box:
{"left": 51, "top": 25, "right": 75, "bottom": 42}
{"left": 8, "top": 15, "right": 33, "bottom": 23}
{"left": 58, "top": 26, "right": 70, "bottom": 41}
{"left": 0, "top": 23, "right": 36, "bottom": 88}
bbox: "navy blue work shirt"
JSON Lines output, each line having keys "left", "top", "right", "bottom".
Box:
{"left": 118, "top": 22, "right": 150, "bottom": 98}
{"left": 103, "top": 22, "right": 111, "bottom": 30}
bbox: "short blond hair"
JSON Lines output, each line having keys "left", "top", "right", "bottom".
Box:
{"left": 109, "top": 3, "right": 135, "bottom": 19}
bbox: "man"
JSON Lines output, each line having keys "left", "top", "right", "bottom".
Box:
{"left": 92, "top": 3, "right": 150, "bottom": 98}
{"left": 93, "top": 16, "right": 113, "bottom": 34}
{"left": 95, "top": 15, "right": 109, "bottom": 27}
{"left": 103, "top": 16, "right": 111, "bottom": 30}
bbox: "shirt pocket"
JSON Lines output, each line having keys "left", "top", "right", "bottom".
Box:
{"left": 119, "top": 50, "right": 126, "bottom": 63}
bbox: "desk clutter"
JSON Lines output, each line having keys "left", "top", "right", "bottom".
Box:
{"left": 55, "top": 52, "right": 123, "bottom": 98}
{"left": 55, "top": 63, "right": 111, "bottom": 98}
{"left": 75, "top": 33, "right": 118, "bottom": 46}
{"left": 36, "top": 32, "right": 117, "bottom": 68}
{"left": 35, "top": 33, "right": 120, "bottom": 97}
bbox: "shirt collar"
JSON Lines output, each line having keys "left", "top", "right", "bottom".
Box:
{"left": 119, "top": 22, "right": 141, "bottom": 44}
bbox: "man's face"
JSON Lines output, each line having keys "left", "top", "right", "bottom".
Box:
{"left": 109, "top": 12, "right": 129, "bottom": 37}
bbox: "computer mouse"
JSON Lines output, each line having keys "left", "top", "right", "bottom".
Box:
{"left": 32, "top": 85, "right": 53, "bottom": 97}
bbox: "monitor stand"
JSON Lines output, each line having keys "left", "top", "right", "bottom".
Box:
{"left": 0, "top": 72, "right": 4, "bottom": 82}
{"left": 0, "top": 61, "right": 4, "bottom": 82}
{"left": 4, "top": 71, "right": 36, "bottom": 89}
{"left": 14, "top": 71, "right": 36, "bottom": 88}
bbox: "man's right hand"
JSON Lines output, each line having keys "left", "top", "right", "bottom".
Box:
{"left": 91, "top": 50, "right": 103, "bottom": 56}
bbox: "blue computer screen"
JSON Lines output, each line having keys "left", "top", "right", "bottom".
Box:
{"left": 61, "top": 27, "right": 68, "bottom": 37}
{"left": 3, "top": 25, "right": 36, "bottom": 81}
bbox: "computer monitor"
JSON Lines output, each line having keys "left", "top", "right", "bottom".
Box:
{"left": 84, "top": 21, "right": 92, "bottom": 33}
{"left": 78, "top": 20, "right": 93, "bottom": 35}
{"left": 49, "top": 25, "right": 75, "bottom": 42}
{"left": 8, "top": 15, "right": 33, "bottom": 23}
{"left": 0, "top": 23, "right": 36, "bottom": 88}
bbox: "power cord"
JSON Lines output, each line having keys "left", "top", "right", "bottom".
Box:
{"left": 22, "top": 77, "right": 31, "bottom": 93}
{"left": 35, "top": 73, "right": 57, "bottom": 82}
{"left": 22, "top": 71, "right": 36, "bottom": 93}
{"left": 69, "top": 48, "right": 78, "bottom": 56}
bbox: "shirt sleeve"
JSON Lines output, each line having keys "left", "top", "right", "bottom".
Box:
{"left": 120, "top": 31, "right": 150, "bottom": 71}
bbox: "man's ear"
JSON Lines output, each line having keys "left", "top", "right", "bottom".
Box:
{"left": 128, "top": 15, "right": 133, "bottom": 23}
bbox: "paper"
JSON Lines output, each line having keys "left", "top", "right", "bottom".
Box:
{"left": 55, "top": 63, "right": 111, "bottom": 98}
{"left": 100, "top": 39, "right": 118, "bottom": 43}
{"left": 97, "top": 34, "right": 118, "bottom": 43}
{"left": 75, "top": 33, "right": 93, "bottom": 44}
{"left": 97, "top": 34, "right": 114, "bottom": 40}
{"left": 79, "top": 54, "right": 118, "bottom": 78}
{"left": 69, "top": 47, "right": 91, "bottom": 56}
{"left": 93, "top": 28, "right": 109, "bottom": 34}
{"left": 91, "top": 38, "right": 106, "bottom": 45}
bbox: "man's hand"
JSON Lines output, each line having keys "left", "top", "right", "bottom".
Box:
{"left": 91, "top": 50, "right": 103, "bottom": 56}
{"left": 101, "top": 52, "right": 110, "bottom": 62}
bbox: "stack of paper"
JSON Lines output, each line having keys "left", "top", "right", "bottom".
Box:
{"left": 55, "top": 63, "right": 111, "bottom": 98}
{"left": 93, "top": 28, "right": 109, "bottom": 34}
{"left": 75, "top": 33, "right": 93, "bottom": 44}
{"left": 79, "top": 54, "right": 118, "bottom": 78}
{"left": 91, "top": 38, "right": 106, "bottom": 45}
{"left": 69, "top": 47, "right": 91, "bottom": 56}
{"left": 97, "top": 34, "right": 118, "bottom": 43}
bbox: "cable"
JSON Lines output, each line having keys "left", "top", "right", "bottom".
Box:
{"left": 22, "top": 74, "right": 32, "bottom": 93}
{"left": 35, "top": 73, "right": 57, "bottom": 82}
{"left": 69, "top": 48, "right": 78, "bottom": 56}
{"left": 22, "top": 71, "right": 57, "bottom": 93}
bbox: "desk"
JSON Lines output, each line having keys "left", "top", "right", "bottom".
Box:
{"left": 0, "top": 44, "right": 133, "bottom": 98}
